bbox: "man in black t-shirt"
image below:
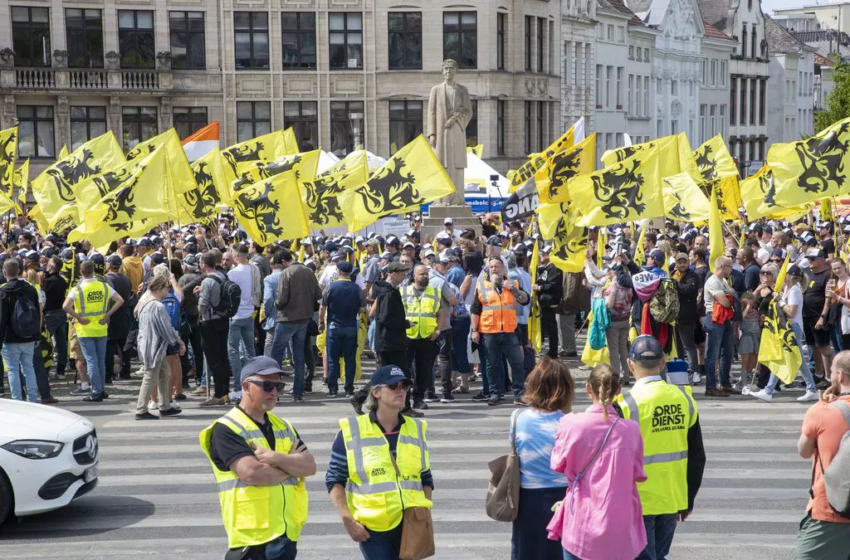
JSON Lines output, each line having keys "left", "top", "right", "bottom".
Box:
{"left": 819, "top": 223, "right": 836, "bottom": 259}
{"left": 803, "top": 249, "right": 832, "bottom": 382}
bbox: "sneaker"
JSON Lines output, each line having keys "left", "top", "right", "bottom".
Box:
{"left": 440, "top": 394, "right": 455, "bottom": 403}
{"left": 174, "top": 393, "right": 187, "bottom": 401}
{"left": 70, "top": 386, "right": 89, "bottom": 395}
{"left": 620, "top": 375, "right": 631, "bottom": 386}
{"left": 169, "top": 401, "right": 182, "bottom": 411}
{"left": 692, "top": 373, "right": 703, "bottom": 385}
{"left": 564, "top": 351, "right": 578, "bottom": 358}
{"left": 293, "top": 395, "right": 304, "bottom": 403}
{"left": 513, "top": 398, "right": 527, "bottom": 406}
{"left": 148, "top": 401, "right": 159, "bottom": 411}
{"left": 423, "top": 391, "right": 437, "bottom": 403}
{"left": 345, "top": 391, "right": 354, "bottom": 398}
{"left": 102, "top": 391, "right": 109, "bottom": 400}
{"left": 816, "top": 377, "right": 831, "bottom": 390}
{"left": 404, "top": 408, "right": 425, "bottom": 418}
{"left": 135, "top": 412, "right": 159, "bottom": 420}
{"left": 328, "top": 390, "right": 338, "bottom": 398}
{"left": 199, "top": 397, "right": 227, "bottom": 407}
{"left": 721, "top": 386, "right": 742, "bottom": 395}
{"left": 458, "top": 386, "right": 470, "bottom": 394}
{"left": 749, "top": 389, "right": 773, "bottom": 403}
{"left": 303, "top": 386, "right": 313, "bottom": 395}
{"left": 413, "top": 399, "right": 429, "bottom": 410}
{"left": 82, "top": 393, "right": 104, "bottom": 402}
{"left": 190, "top": 386, "right": 207, "bottom": 396}
{"left": 797, "top": 391, "right": 820, "bottom": 402}
{"left": 704, "top": 388, "right": 729, "bottom": 398}
{"left": 160, "top": 407, "right": 182, "bottom": 417}
{"left": 471, "top": 392, "right": 489, "bottom": 402}
{"left": 488, "top": 396, "right": 501, "bottom": 406}
{"left": 40, "top": 397, "right": 58, "bottom": 405}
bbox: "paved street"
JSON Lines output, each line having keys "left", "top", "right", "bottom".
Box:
{"left": 0, "top": 361, "right": 811, "bottom": 560}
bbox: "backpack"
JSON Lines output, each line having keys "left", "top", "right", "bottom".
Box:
{"left": 161, "top": 290, "right": 184, "bottom": 330}
{"left": 210, "top": 273, "right": 241, "bottom": 319}
{"left": 820, "top": 400, "right": 850, "bottom": 519}
{"left": 11, "top": 291, "right": 40, "bottom": 339}
{"left": 649, "top": 279, "right": 679, "bottom": 324}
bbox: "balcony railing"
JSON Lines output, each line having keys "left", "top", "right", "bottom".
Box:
{"left": 69, "top": 69, "right": 108, "bottom": 89}
{"left": 121, "top": 70, "right": 159, "bottom": 89}
{"left": 3, "top": 67, "right": 169, "bottom": 91}
{"left": 15, "top": 68, "right": 55, "bottom": 88}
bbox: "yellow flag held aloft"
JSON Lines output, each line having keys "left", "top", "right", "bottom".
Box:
{"left": 509, "top": 124, "right": 577, "bottom": 192}
{"left": 633, "top": 226, "right": 646, "bottom": 267}
{"left": 231, "top": 170, "right": 308, "bottom": 245}
{"left": 232, "top": 150, "right": 321, "bottom": 198}
{"left": 14, "top": 159, "right": 29, "bottom": 215}
{"left": 535, "top": 133, "right": 596, "bottom": 204}
{"left": 0, "top": 126, "right": 18, "bottom": 200}
{"left": 338, "top": 135, "right": 456, "bottom": 230}
{"left": 570, "top": 148, "right": 663, "bottom": 227}
{"left": 602, "top": 133, "right": 697, "bottom": 183}
{"left": 221, "top": 129, "right": 299, "bottom": 183}
{"left": 820, "top": 197, "right": 836, "bottom": 223}
{"left": 693, "top": 134, "right": 739, "bottom": 182}
{"left": 766, "top": 117, "right": 850, "bottom": 208}
{"left": 661, "top": 172, "right": 711, "bottom": 222}
{"left": 467, "top": 144, "right": 483, "bottom": 158}
{"left": 29, "top": 204, "right": 49, "bottom": 236}
{"left": 758, "top": 252, "right": 801, "bottom": 384}
{"left": 178, "top": 147, "right": 229, "bottom": 225}
{"left": 57, "top": 145, "right": 69, "bottom": 160}
{"left": 700, "top": 175, "right": 742, "bottom": 221}
{"left": 31, "top": 132, "right": 125, "bottom": 224}
{"left": 709, "top": 184, "right": 724, "bottom": 273}
{"left": 537, "top": 201, "right": 569, "bottom": 239}
{"left": 528, "top": 241, "right": 542, "bottom": 354}
{"left": 302, "top": 157, "right": 370, "bottom": 229}
{"left": 549, "top": 204, "right": 588, "bottom": 273}
{"left": 581, "top": 311, "right": 610, "bottom": 366}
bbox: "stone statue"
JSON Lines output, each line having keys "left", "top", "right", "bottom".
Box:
{"left": 428, "top": 59, "right": 471, "bottom": 206}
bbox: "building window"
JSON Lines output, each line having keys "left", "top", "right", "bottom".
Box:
{"left": 710, "top": 60, "right": 717, "bottom": 86}
{"left": 720, "top": 105, "right": 726, "bottom": 137}
{"left": 644, "top": 76, "right": 649, "bottom": 116}
{"left": 710, "top": 105, "right": 717, "bottom": 137}
{"left": 236, "top": 101, "right": 271, "bottom": 142}
{"left": 66, "top": 9, "right": 103, "bottom": 69}
{"left": 467, "top": 100, "right": 478, "bottom": 147}
{"left": 537, "top": 102, "right": 544, "bottom": 151}
{"left": 329, "top": 12, "right": 363, "bottom": 69}
{"left": 122, "top": 106, "right": 158, "bottom": 152}
{"left": 595, "top": 65, "right": 602, "bottom": 109}
{"left": 629, "top": 46, "right": 634, "bottom": 60}
{"left": 284, "top": 101, "right": 319, "bottom": 151}
{"left": 606, "top": 66, "right": 612, "bottom": 108}
{"left": 524, "top": 101, "right": 532, "bottom": 154}
{"left": 388, "top": 12, "right": 422, "bottom": 70}
{"left": 443, "top": 11, "right": 477, "bottom": 69}
{"left": 537, "top": 17, "right": 545, "bottom": 73}
{"left": 751, "top": 25, "right": 757, "bottom": 60}
{"left": 12, "top": 7, "right": 50, "bottom": 67}
{"left": 388, "top": 101, "right": 422, "bottom": 155}
{"left": 607, "top": 25, "right": 614, "bottom": 41}
{"left": 741, "top": 28, "right": 747, "bottom": 59}
{"left": 282, "top": 13, "right": 317, "bottom": 70}
{"left": 730, "top": 77, "right": 737, "bottom": 126}
{"left": 524, "top": 17, "right": 532, "bottom": 72}
{"left": 750, "top": 78, "right": 757, "bottom": 125}
{"left": 496, "top": 12, "right": 506, "bottom": 70}
{"left": 118, "top": 10, "right": 155, "bottom": 69}
{"left": 17, "top": 106, "right": 54, "bottom": 158}
{"left": 740, "top": 78, "right": 747, "bottom": 126}
{"left": 234, "top": 12, "right": 270, "bottom": 70}
{"left": 616, "top": 67, "right": 623, "bottom": 109}
{"left": 700, "top": 105, "right": 706, "bottom": 141}
{"left": 169, "top": 12, "right": 205, "bottom": 70}
{"left": 759, "top": 79, "right": 767, "bottom": 125}
{"left": 497, "top": 100, "right": 505, "bottom": 156}
{"left": 70, "top": 106, "right": 107, "bottom": 150}
{"left": 720, "top": 61, "right": 727, "bottom": 86}
{"left": 173, "top": 107, "right": 208, "bottom": 139}
{"left": 628, "top": 75, "right": 634, "bottom": 114}
{"left": 330, "top": 101, "right": 365, "bottom": 156}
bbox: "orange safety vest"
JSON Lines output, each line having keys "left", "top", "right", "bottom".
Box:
{"left": 477, "top": 279, "right": 518, "bottom": 334}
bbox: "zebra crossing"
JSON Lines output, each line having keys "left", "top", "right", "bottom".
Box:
{"left": 0, "top": 361, "right": 813, "bottom": 560}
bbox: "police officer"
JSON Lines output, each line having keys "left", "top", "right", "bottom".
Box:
{"left": 200, "top": 356, "right": 316, "bottom": 560}
{"left": 614, "top": 335, "right": 706, "bottom": 560}
{"left": 326, "top": 365, "right": 433, "bottom": 560}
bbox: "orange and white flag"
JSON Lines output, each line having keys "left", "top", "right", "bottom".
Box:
{"left": 182, "top": 121, "right": 219, "bottom": 163}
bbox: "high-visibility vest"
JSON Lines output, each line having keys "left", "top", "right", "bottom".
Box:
{"left": 616, "top": 379, "right": 697, "bottom": 515}
{"left": 73, "top": 280, "right": 110, "bottom": 338}
{"left": 199, "top": 407, "right": 308, "bottom": 547}
{"left": 400, "top": 285, "right": 440, "bottom": 339}
{"left": 476, "top": 279, "right": 518, "bottom": 334}
{"left": 339, "top": 413, "right": 431, "bottom": 532}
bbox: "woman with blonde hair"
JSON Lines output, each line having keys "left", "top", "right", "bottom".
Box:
{"left": 548, "top": 364, "right": 647, "bottom": 560}
{"left": 511, "top": 356, "right": 574, "bottom": 560}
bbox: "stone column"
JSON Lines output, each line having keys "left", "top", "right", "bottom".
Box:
{"left": 2, "top": 95, "right": 15, "bottom": 130}
{"left": 108, "top": 96, "right": 122, "bottom": 145}
{"left": 56, "top": 95, "right": 70, "bottom": 152}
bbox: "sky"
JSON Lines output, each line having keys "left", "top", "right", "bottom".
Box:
{"left": 761, "top": 0, "right": 842, "bottom": 15}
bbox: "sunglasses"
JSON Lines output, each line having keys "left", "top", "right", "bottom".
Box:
{"left": 247, "top": 380, "right": 286, "bottom": 393}
{"left": 770, "top": 259, "right": 782, "bottom": 263}
{"left": 384, "top": 381, "right": 409, "bottom": 391}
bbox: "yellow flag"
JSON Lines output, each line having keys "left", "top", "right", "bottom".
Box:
{"left": 29, "top": 204, "right": 49, "bottom": 236}
{"left": 320, "top": 150, "right": 367, "bottom": 178}
{"left": 758, "top": 252, "right": 800, "bottom": 384}
{"left": 528, "top": 242, "right": 542, "bottom": 354}
{"left": 14, "top": 159, "right": 29, "bottom": 215}
{"left": 231, "top": 171, "right": 308, "bottom": 244}
{"left": 232, "top": 150, "right": 321, "bottom": 198}
{"left": 709, "top": 184, "right": 724, "bottom": 273}
{"left": 509, "top": 125, "right": 576, "bottom": 192}
{"left": 581, "top": 310, "right": 610, "bottom": 366}
{"left": 338, "top": 135, "right": 455, "bottom": 230}
{"left": 634, "top": 226, "right": 646, "bottom": 267}
{"left": 570, "top": 148, "right": 663, "bottom": 227}
{"left": 549, "top": 204, "right": 588, "bottom": 273}
{"left": 700, "top": 175, "right": 742, "bottom": 221}
{"left": 31, "top": 132, "right": 125, "bottom": 222}
{"left": 738, "top": 165, "right": 808, "bottom": 220}
{"left": 221, "top": 129, "right": 300, "bottom": 183}
{"left": 0, "top": 126, "right": 18, "bottom": 200}
{"left": 662, "top": 172, "right": 711, "bottom": 222}
{"left": 177, "top": 147, "right": 229, "bottom": 225}
{"left": 57, "top": 145, "right": 69, "bottom": 160}
{"left": 597, "top": 228, "right": 606, "bottom": 269}
{"left": 302, "top": 158, "right": 370, "bottom": 229}
{"left": 537, "top": 201, "right": 568, "bottom": 239}
{"left": 534, "top": 133, "right": 596, "bottom": 204}
{"left": 820, "top": 197, "right": 835, "bottom": 223}
{"left": 467, "top": 144, "right": 484, "bottom": 158}
{"left": 602, "top": 133, "right": 697, "bottom": 182}
{"left": 693, "top": 134, "right": 739, "bottom": 182}
{"left": 766, "top": 117, "right": 850, "bottom": 207}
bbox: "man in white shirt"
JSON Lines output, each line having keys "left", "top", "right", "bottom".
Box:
{"left": 227, "top": 243, "right": 257, "bottom": 395}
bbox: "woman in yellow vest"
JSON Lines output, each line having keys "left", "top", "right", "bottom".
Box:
{"left": 327, "top": 365, "right": 433, "bottom": 559}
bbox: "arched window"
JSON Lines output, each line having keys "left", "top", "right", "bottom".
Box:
{"left": 741, "top": 27, "right": 748, "bottom": 58}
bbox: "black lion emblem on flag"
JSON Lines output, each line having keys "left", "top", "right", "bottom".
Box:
{"left": 758, "top": 168, "right": 778, "bottom": 207}
{"left": 223, "top": 141, "right": 266, "bottom": 175}
{"left": 590, "top": 159, "right": 646, "bottom": 219}
{"left": 46, "top": 149, "right": 103, "bottom": 202}
{"left": 663, "top": 180, "right": 693, "bottom": 221}
{"left": 547, "top": 147, "right": 583, "bottom": 200}
{"left": 126, "top": 142, "right": 158, "bottom": 162}
{"left": 694, "top": 144, "right": 716, "bottom": 181}
{"left": 794, "top": 123, "right": 850, "bottom": 195}
{"left": 233, "top": 181, "right": 283, "bottom": 243}
{"left": 353, "top": 159, "right": 420, "bottom": 214}
{"left": 0, "top": 131, "right": 16, "bottom": 192}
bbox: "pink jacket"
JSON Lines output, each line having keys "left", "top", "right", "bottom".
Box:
{"left": 547, "top": 405, "right": 647, "bottom": 560}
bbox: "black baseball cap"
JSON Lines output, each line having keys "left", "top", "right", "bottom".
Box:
{"left": 805, "top": 249, "right": 827, "bottom": 259}
{"left": 370, "top": 365, "right": 409, "bottom": 387}
{"left": 106, "top": 255, "right": 122, "bottom": 268}
{"left": 337, "top": 261, "right": 353, "bottom": 274}
{"left": 629, "top": 335, "right": 664, "bottom": 362}
{"left": 240, "top": 356, "right": 285, "bottom": 383}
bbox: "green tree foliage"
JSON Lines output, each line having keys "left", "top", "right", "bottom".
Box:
{"left": 816, "top": 61, "right": 850, "bottom": 133}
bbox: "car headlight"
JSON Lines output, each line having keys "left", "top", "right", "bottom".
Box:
{"left": 1, "top": 440, "right": 64, "bottom": 459}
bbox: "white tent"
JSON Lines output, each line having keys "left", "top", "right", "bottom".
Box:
{"left": 317, "top": 150, "right": 340, "bottom": 174}
{"left": 463, "top": 153, "right": 509, "bottom": 212}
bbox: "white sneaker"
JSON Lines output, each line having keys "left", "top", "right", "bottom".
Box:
{"left": 148, "top": 400, "right": 159, "bottom": 411}
{"left": 797, "top": 391, "right": 819, "bottom": 402}
{"left": 691, "top": 372, "right": 702, "bottom": 385}
{"left": 169, "top": 400, "right": 182, "bottom": 410}
{"left": 749, "top": 389, "right": 773, "bottom": 403}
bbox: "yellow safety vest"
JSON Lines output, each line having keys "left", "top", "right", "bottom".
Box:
{"left": 399, "top": 285, "right": 440, "bottom": 339}
{"left": 339, "top": 413, "right": 431, "bottom": 532}
{"left": 199, "top": 407, "right": 309, "bottom": 547}
{"left": 615, "top": 379, "right": 697, "bottom": 515}
{"left": 73, "top": 280, "right": 109, "bottom": 338}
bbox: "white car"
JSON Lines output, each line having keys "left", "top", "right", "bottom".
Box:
{"left": 0, "top": 400, "right": 98, "bottom": 526}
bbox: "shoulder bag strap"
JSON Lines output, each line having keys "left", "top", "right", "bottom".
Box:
{"left": 509, "top": 409, "right": 523, "bottom": 455}
{"left": 829, "top": 400, "right": 850, "bottom": 430}
{"left": 566, "top": 416, "right": 620, "bottom": 515}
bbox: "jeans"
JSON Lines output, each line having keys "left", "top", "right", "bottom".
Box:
{"left": 327, "top": 325, "right": 358, "bottom": 393}
{"left": 229, "top": 316, "right": 256, "bottom": 390}
{"left": 4, "top": 342, "right": 37, "bottom": 402}
{"left": 563, "top": 550, "right": 583, "bottom": 560}
{"left": 368, "top": 319, "right": 377, "bottom": 353}
{"left": 766, "top": 322, "right": 817, "bottom": 394}
{"left": 479, "top": 340, "right": 505, "bottom": 397}
{"left": 272, "top": 321, "right": 308, "bottom": 396}
{"left": 359, "top": 524, "right": 403, "bottom": 560}
{"left": 703, "top": 316, "right": 733, "bottom": 389}
{"left": 44, "top": 310, "right": 68, "bottom": 377}
{"left": 451, "top": 315, "right": 471, "bottom": 374}
{"left": 541, "top": 307, "right": 559, "bottom": 358}
{"left": 78, "top": 336, "right": 108, "bottom": 396}
{"left": 637, "top": 514, "right": 677, "bottom": 560}
{"left": 483, "top": 332, "right": 526, "bottom": 399}
{"left": 200, "top": 318, "right": 232, "bottom": 399}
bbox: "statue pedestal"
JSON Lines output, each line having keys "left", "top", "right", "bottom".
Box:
{"left": 422, "top": 204, "right": 480, "bottom": 242}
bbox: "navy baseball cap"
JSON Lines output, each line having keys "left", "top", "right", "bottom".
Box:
{"left": 337, "top": 261, "right": 353, "bottom": 274}
{"left": 629, "top": 335, "right": 664, "bottom": 362}
{"left": 240, "top": 356, "right": 285, "bottom": 383}
{"left": 370, "top": 365, "right": 409, "bottom": 387}
{"left": 649, "top": 249, "right": 666, "bottom": 264}
{"left": 106, "top": 255, "right": 122, "bottom": 268}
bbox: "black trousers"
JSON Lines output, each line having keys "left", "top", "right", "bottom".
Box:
{"left": 105, "top": 338, "right": 131, "bottom": 382}
{"left": 201, "top": 318, "right": 232, "bottom": 398}
{"left": 541, "top": 307, "right": 559, "bottom": 359}
{"left": 304, "top": 334, "right": 316, "bottom": 390}
{"left": 437, "top": 330, "right": 453, "bottom": 397}
{"left": 186, "top": 316, "right": 204, "bottom": 381}
{"left": 511, "top": 487, "right": 566, "bottom": 560}
{"left": 405, "top": 338, "right": 436, "bottom": 402}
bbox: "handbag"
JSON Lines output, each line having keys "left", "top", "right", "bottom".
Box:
{"left": 485, "top": 409, "right": 523, "bottom": 522}
{"left": 389, "top": 456, "right": 435, "bottom": 560}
